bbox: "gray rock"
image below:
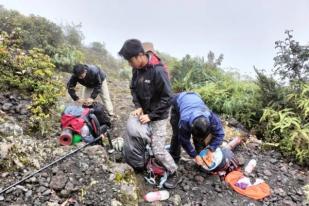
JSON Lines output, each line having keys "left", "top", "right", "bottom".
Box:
{"left": 269, "top": 158, "right": 278, "bottom": 164}
{"left": 111, "top": 199, "right": 122, "bottom": 206}
{"left": 37, "top": 186, "right": 47, "bottom": 193}
{"left": 183, "top": 185, "right": 190, "bottom": 191}
{"left": 171, "top": 194, "right": 181, "bottom": 206}
{"left": 194, "top": 175, "right": 204, "bottom": 184}
{"left": 50, "top": 174, "right": 68, "bottom": 190}
{"left": 275, "top": 188, "right": 287, "bottom": 197}
{"left": 264, "top": 169, "right": 272, "bottom": 177}
{"left": 0, "top": 143, "right": 13, "bottom": 160}
{"left": 25, "top": 190, "right": 32, "bottom": 198}
{"left": 2, "top": 103, "right": 12, "bottom": 111}
{"left": 282, "top": 199, "right": 297, "bottom": 206}
{"left": 0, "top": 195, "right": 3, "bottom": 201}
{"left": 214, "top": 185, "right": 222, "bottom": 193}
{"left": 42, "top": 189, "right": 51, "bottom": 196}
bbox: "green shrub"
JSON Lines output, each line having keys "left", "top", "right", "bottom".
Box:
{"left": 195, "top": 78, "right": 262, "bottom": 128}
{"left": 0, "top": 31, "right": 64, "bottom": 135}
{"left": 260, "top": 84, "right": 309, "bottom": 165}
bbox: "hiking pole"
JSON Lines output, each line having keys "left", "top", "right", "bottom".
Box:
{"left": 0, "top": 135, "right": 102, "bottom": 195}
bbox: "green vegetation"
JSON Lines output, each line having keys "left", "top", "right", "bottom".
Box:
{"left": 0, "top": 31, "right": 64, "bottom": 134}
{"left": 169, "top": 31, "right": 309, "bottom": 165}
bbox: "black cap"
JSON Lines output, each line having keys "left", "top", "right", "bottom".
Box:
{"left": 118, "top": 39, "right": 144, "bottom": 60}
{"left": 73, "top": 64, "right": 86, "bottom": 76}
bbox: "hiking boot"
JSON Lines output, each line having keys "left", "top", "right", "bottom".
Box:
{"left": 164, "top": 172, "right": 182, "bottom": 189}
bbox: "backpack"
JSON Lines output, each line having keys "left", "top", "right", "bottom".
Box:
{"left": 60, "top": 104, "right": 109, "bottom": 138}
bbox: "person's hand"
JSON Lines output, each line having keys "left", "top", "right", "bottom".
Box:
{"left": 131, "top": 108, "right": 143, "bottom": 116}
{"left": 202, "top": 150, "right": 214, "bottom": 167}
{"left": 84, "top": 98, "right": 94, "bottom": 106}
{"left": 139, "top": 114, "right": 150, "bottom": 124}
{"left": 194, "top": 155, "right": 204, "bottom": 166}
{"left": 76, "top": 98, "right": 85, "bottom": 104}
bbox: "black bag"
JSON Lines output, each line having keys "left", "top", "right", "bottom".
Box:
{"left": 86, "top": 102, "right": 111, "bottom": 127}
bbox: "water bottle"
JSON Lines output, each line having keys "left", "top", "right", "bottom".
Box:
{"left": 226, "top": 136, "right": 242, "bottom": 150}
{"left": 80, "top": 124, "right": 90, "bottom": 137}
{"left": 244, "top": 159, "right": 257, "bottom": 175}
{"left": 144, "top": 190, "right": 170, "bottom": 202}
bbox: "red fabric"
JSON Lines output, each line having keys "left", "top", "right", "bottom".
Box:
{"left": 61, "top": 108, "right": 90, "bottom": 134}
{"left": 147, "top": 51, "right": 170, "bottom": 79}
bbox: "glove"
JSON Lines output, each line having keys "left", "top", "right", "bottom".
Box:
{"left": 112, "top": 137, "right": 124, "bottom": 152}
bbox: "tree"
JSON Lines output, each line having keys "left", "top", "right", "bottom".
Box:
{"left": 274, "top": 30, "right": 309, "bottom": 87}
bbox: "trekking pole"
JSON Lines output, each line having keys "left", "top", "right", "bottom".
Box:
{"left": 0, "top": 135, "right": 102, "bottom": 195}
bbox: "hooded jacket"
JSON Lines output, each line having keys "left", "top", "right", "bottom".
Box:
{"left": 67, "top": 65, "right": 106, "bottom": 101}
{"left": 174, "top": 92, "right": 225, "bottom": 157}
{"left": 130, "top": 54, "right": 173, "bottom": 121}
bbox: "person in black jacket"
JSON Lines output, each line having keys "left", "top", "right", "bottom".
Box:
{"left": 67, "top": 64, "right": 114, "bottom": 116}
{"left": 119, "top": 39, "right": 181, "bottom": 189}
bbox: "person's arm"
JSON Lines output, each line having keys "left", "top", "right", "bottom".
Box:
{"left": 130, "top": 69, "right": 141, "bottom": 108}
{"left": 207, "top": 113, "right": 225, "bottom": 151}
{"left": 148, "top": 67, "right": 172, "bottom": 120}
{"left": 67, "top": 76, "right": 79, "bottom": 101}
{"left": 90, "top": 71, "right": 103, "bottom": 99}
{"left": 178, "top": 122, "right": 197, "bottom": 158}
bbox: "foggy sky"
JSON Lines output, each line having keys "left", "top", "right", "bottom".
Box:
{"left": 1, "top": 0, "right": 308, "bottom": 76}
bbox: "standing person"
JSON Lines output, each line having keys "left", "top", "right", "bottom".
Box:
{"left": 67, "top": 64, "right": 114, "bottom": 116}
{"left": 119, "top": 39, "right": 181, "bottom": 189}
{"left": 169, "top": 92, "right": 225, "bottom": 167}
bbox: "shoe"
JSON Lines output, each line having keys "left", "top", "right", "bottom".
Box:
{"left": 164, "top": 172, "right": 182, "bottom": 189}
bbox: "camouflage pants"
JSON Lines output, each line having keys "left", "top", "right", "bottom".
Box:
{"left": 149, "top": 119, "right": 178, "bottom": 173}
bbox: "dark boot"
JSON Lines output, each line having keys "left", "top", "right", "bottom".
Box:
{"left": 164, "top": 172, "right": 182, "bottom": 189}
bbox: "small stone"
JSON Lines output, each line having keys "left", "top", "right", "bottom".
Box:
{"left": 282, "top": 199, "right": 296, "bottom": 206}
{"left": 214, "top": 185, "right": 222, "bottom": 193}
{"left": 2, "top": 103, "right": 12, "bottom": 111}
{"left": 1, "top": 172, "right": 9, "bottom": 178}
{"left": 237, "top": 156, "right": 245, "bottom": 166}
{"left": 194, "top": 175, "right": 204, "bottom": 184}
{"left": 25, "top": 190, "right": 32, "bottom": 198}
{"left": 42, "top": 189, "right": 51, "bottom": 196}
{"left": 269, "top": 158, "right": 278, "bottom": 164}
{"left": 0, "top": 195, "right": 3, "bottom": 201}
{"left": 280, "top": 166, "right": 288, "bottom": 173}
{"left": 111, "top": 199, "right": 122, "bottom": 206}
{"left": 171, "top": 194, "right": 181, "bottom": 206}
{"left": 183, "top": 185, "right": 190, "bottom": 191}
{"left": 264, "top": 170, "right": 272, "bottom": 176}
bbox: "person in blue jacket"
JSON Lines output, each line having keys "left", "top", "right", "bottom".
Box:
{"left": 169, "top": 92, "right": 225, "bottom": 167}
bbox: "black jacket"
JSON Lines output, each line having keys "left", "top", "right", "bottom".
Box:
{"left": 67, "top": 65, "right": 106, "bottom": 101}
{"left": 130, "top": 61, "right": 173, "bottom": 121}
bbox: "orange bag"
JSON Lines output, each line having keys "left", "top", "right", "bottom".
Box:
{"left": 225, "top": 171, "right": 271, "bottom": 200}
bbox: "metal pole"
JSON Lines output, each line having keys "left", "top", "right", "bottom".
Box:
{"left": 0, "top": 135, "right": 102, "bottom": 195}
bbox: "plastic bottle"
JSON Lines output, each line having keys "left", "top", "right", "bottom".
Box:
{"left": 244, "top": 159, "right": 257, "bottom": 175}
{"left": 144, "top": 190, "right": 170, "bottom": 202}
{"left": 80, "top": 124, "right": 90, "bottom": 137}
{"left": 226, "top": 136, "right": 242, "bottom": 150}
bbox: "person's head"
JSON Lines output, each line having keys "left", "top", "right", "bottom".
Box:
{"left": 191, "top": 116, "right": 209, "bottom": 138}
{"left": 118, "top": 39, "right": 147, "bottom": 68}
{"left": 73, "top": 64, "right": 87, "bottom": 79}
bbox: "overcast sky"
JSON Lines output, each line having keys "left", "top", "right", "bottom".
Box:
{"left": 1, "top": 0, "right": 308, "bottom": 76}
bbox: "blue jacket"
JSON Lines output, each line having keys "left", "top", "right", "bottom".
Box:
{"left": 175, "top": 92, "right": 224, "bottom": 158}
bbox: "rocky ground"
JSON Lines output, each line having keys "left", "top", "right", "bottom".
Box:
{"left": 0, "top": 77, "right": 308, "bottom": 206}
